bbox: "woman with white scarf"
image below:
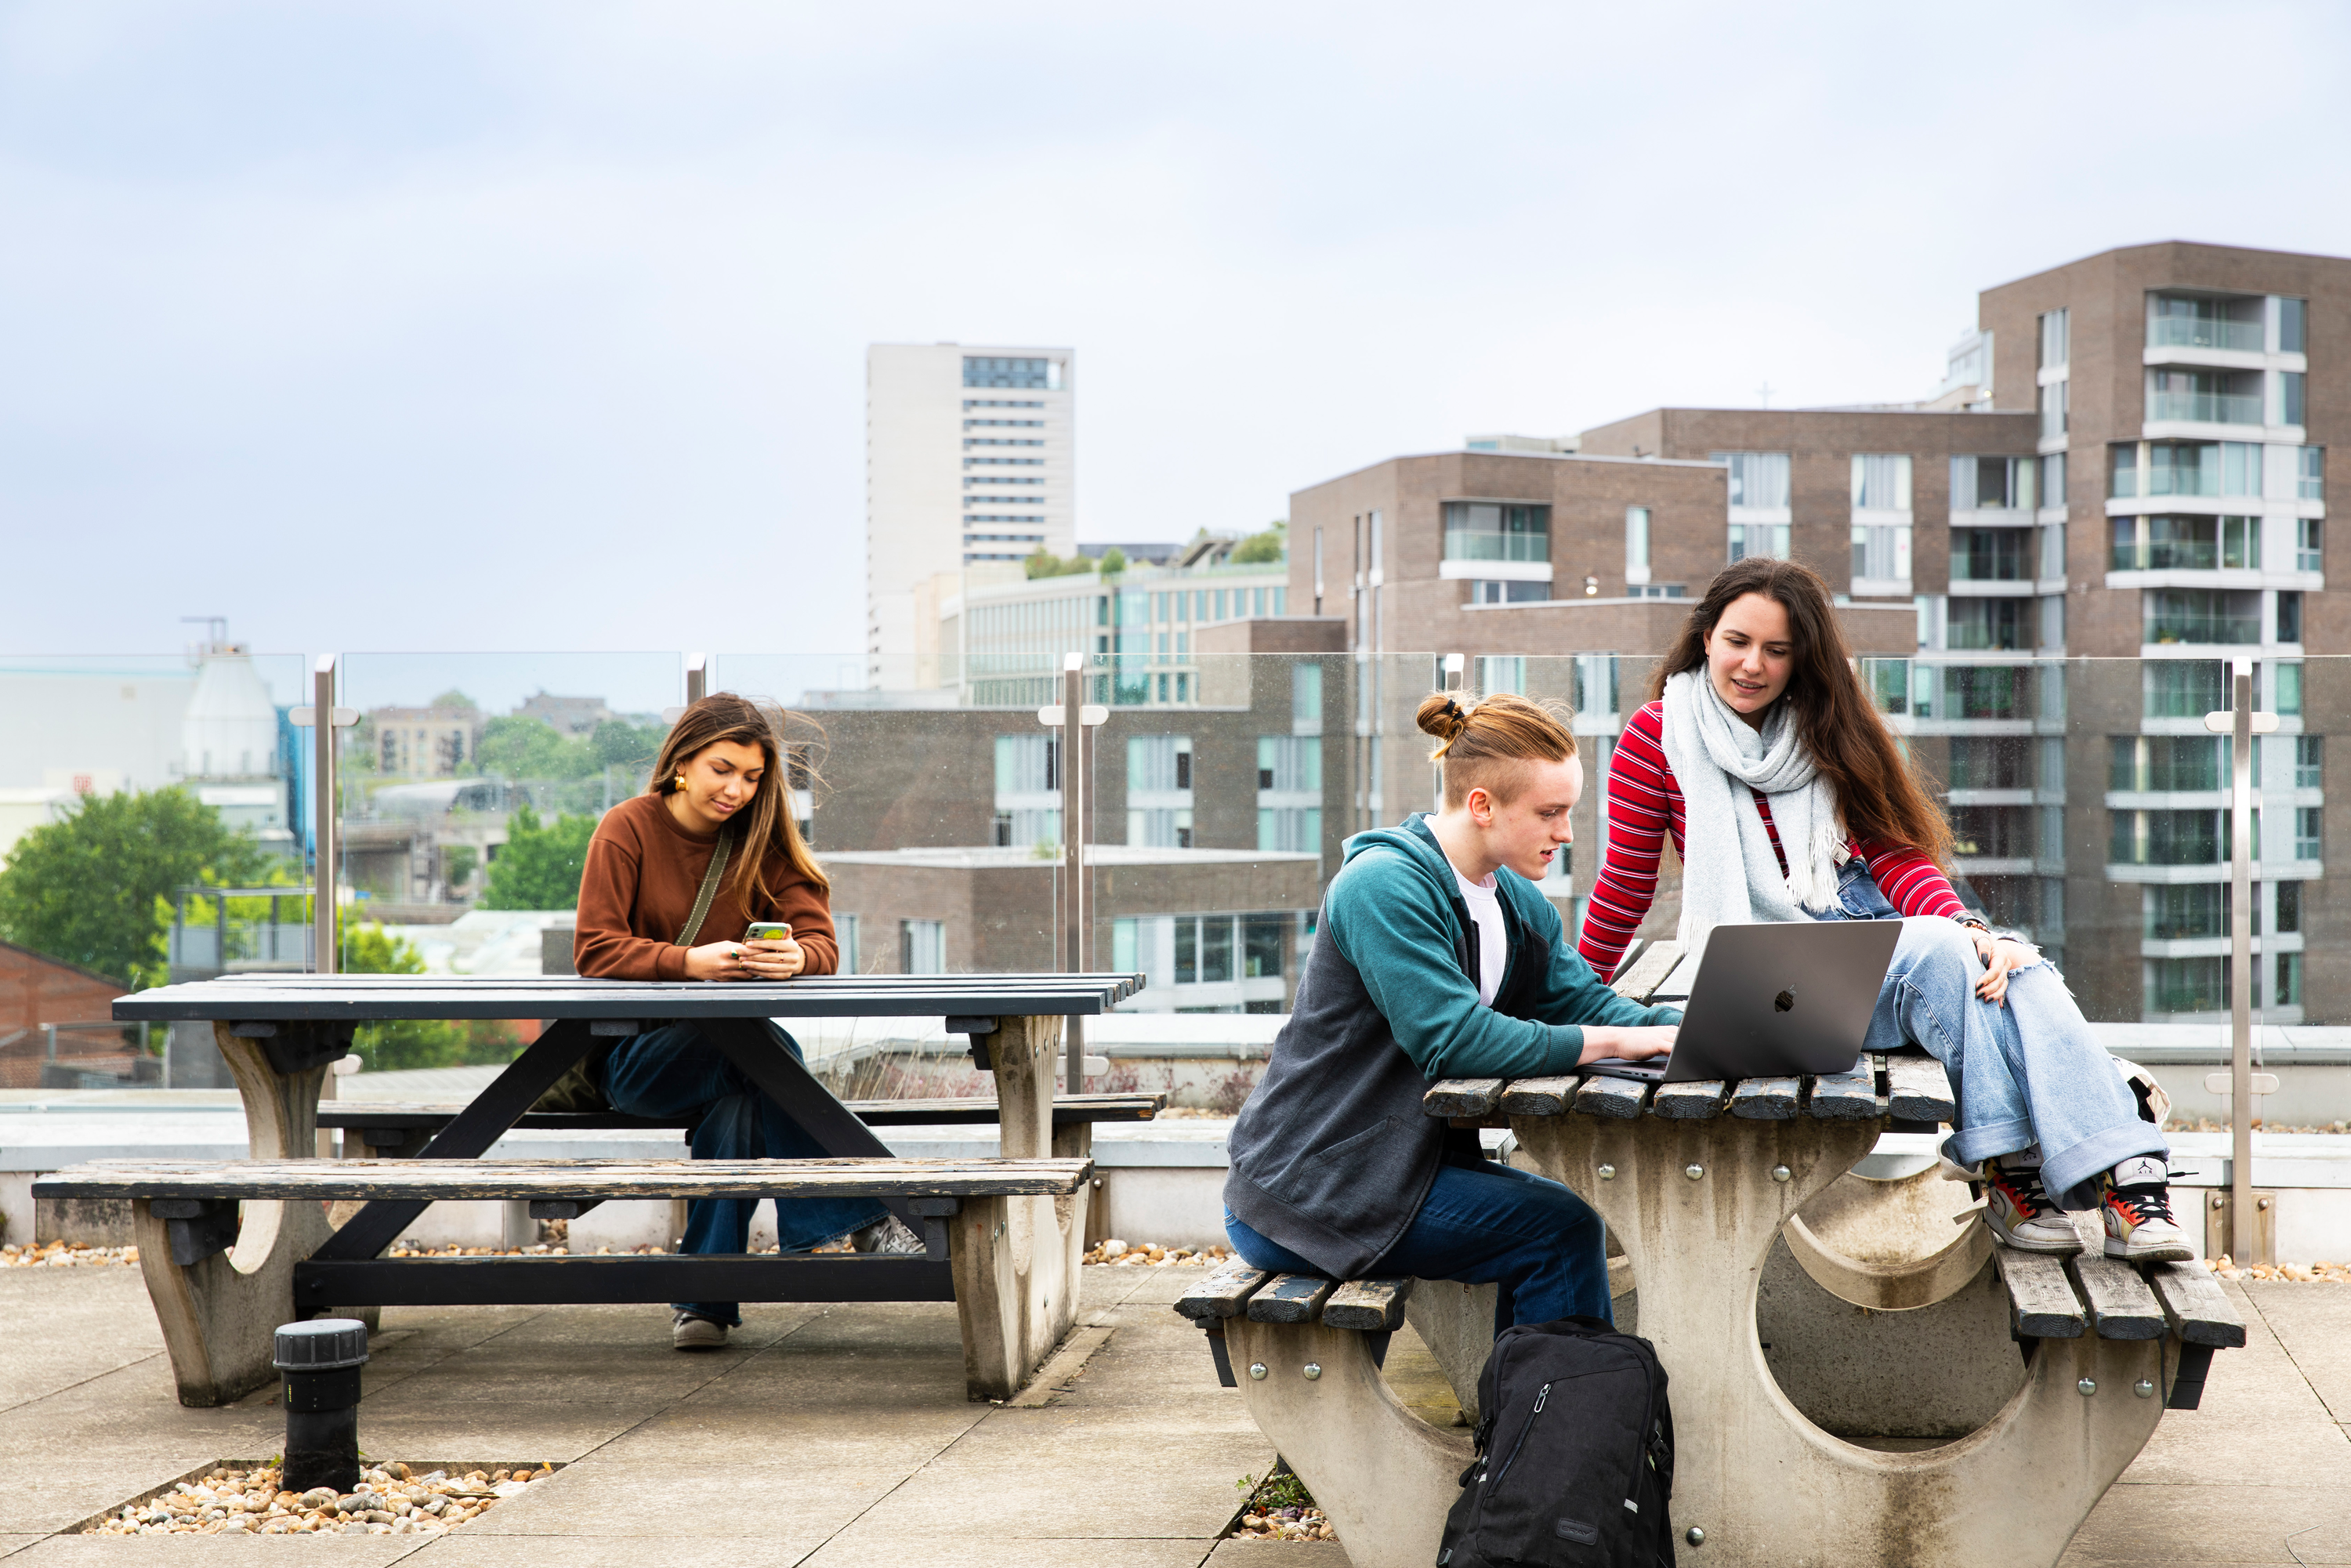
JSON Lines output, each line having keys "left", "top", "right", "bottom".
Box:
{"left": 1578, "top": 559, "right": 2187, "bottom": 1264}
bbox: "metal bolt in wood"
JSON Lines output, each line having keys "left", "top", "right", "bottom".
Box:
{"left": 1597, "top": 1163, "right": 1616, "bottom": 1180}
{"left": 1685, "top": 1164, "right": 1705, "bottom": 1181}
{"left": 1770, "top": 1164, "right": 1791, "bottom": 1183}
{"left": 1248, "top": 1362, "right": 1267, "bottom": 1381}
{"left": 1302, "top": 1362, "right": 1323, "bottom": 1381}
{"left": 2077, "top": 1378, "right": 2096, "bottom": 1396}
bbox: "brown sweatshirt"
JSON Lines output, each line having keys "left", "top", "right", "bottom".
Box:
{"left": 572, "top": 791, "right": 839, "bottom": 982}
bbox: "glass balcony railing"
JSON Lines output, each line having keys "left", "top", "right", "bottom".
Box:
{"left": 2147, "top": 390, "right": 2264, "bottom": 425}
{"left": 1443, "top": 529, "right": 1549, "bottom": 563}
{"left": 2148, "top": 317, "right": 2266, "bottom": 353}
{"left": 6, "top": 649, "right": 2349, "bottom": 1078}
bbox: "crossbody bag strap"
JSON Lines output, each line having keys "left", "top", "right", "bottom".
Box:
{"left": 673, "top": 825, "right": 738, "bottom": 947}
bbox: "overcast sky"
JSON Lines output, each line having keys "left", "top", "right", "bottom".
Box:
{"left": 6, "top": 0, "right": 2349, "bottom": 669}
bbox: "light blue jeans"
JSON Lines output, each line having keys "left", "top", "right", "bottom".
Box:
{"left": 1815, "top": 861, "right": 2166, "bottom": 1208}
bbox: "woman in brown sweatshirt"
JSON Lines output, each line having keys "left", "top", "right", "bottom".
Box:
{"left": 573, "top": 693, "right": 890, "bottom": 1349}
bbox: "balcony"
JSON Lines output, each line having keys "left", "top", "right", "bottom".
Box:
{"left": 2146, "top": 589, "right": 2261, "bottom": 646}
{"left": 2148, "top": 316, "right": 2265, "bottom": 354}
{"left": 2147, "top": 390, "right": 2263, "bottom": 426}
{"left": 1442, "top": 528, "right": 1549, "bottom": 563}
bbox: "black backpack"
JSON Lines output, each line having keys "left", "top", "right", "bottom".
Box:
{"left": 1436, "top": 1316, "right": 1675, "bottom": 1568}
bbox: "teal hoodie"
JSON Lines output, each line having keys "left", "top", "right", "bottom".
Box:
{"left": 1223, "top": 814, "right": 1679, "bottom": 1276}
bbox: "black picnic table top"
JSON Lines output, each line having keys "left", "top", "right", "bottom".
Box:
{"left": 111, "top": 972, "right": 1146, "bottom": 1022}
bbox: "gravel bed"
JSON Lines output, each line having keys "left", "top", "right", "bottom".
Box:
{"left": 85, "top": 1461, "right": 556, "bottom": 1536}
{"left": 2180, "top": 1119, "right": 2349, "bottom": 1135}
{"left": 1, "top": 1242, "right": 137, "bottom": 1267}
{"left": 2207, "top": 1256, "right": 2351, "bottom": 1283}
{"left": 1083, "top": 1240, "right": 1233, "bottom": 1266}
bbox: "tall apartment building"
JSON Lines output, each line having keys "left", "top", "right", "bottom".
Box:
{"left": 865, "top": 344, "right": 1075, "bottom": 690}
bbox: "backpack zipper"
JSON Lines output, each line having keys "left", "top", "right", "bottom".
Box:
{"left": 1487, "top": 1381, "right": 1551, "bottom": 1492}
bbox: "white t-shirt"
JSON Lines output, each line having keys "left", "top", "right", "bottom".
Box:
{"left": 1453, "top": 868, "right": 1508, "bottom": 1006}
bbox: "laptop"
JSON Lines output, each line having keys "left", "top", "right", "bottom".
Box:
{"left": 1583, "top": 921, "right": 1901, "bottom": 1085}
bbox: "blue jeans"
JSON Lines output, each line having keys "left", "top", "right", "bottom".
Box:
{"left": 1815, "top": 862, "right": 2166, "bottom": 1207}
{"left": 1223, "top": 1156, "right": 1612, "bottom": 1333}
{"left": 600, "top": 1023, "right": 886, "bottom": 1327}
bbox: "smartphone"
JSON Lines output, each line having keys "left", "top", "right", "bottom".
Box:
{"left": 744, "top": 922, "right": 792, "bottom": 943}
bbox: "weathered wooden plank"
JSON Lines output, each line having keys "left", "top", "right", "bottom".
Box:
{"left": 1728, "top": 1077, "right": 1800, "bottom": 1120}
{"left": 1650, "top": 1080, "right": 1730, "bottom": 1120}
{"left": 1499, "top": 1075, "right": 1580, "bottom": 1117}
{"left": 2066, "top": 1254, "right": 2168, "bottom": 1342}
{"left": 1245, "top": 1273, "right": 1337, "bottom": 1324}
{"left": 1610, "top": 941, "right": 1685, "bottom": 1004}
{"left": 1173, "top": 1263, "right": 1270, "bottom": 1321}
{"left": 1805, "top": 1068, "right": 1885, "bottom": 1121}
{"left": 1998, "top": 1251, "right": 2088, "bottom": 1339}
{"left": 1423, "top": 1079, "right": 1505, "bottom": 1118}
{"left": 32, "top": 1157, "right": 1093, "bottom": 1202}
{"left": 1573, "top": 1074, "right": 1650, "bottom": 1119}
{"left": 2146, "top": 1260, "right": 2248, "bottom": 1349}
{"left": 1322, "top": 1276, "right": 1415, "bottom": 1331}
{"left": 1885, "top": 1050, "right": 1957, "bottom": 1124}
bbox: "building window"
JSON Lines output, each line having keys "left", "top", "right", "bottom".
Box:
{"left": 2275, "top": 661, "right": 2302, "bottom": 716}
{"left": 1711, "top": 451, "right": 1791, "bottom": 509}
{"left": 1628, "top": 583, "right": 1686, "bottom": 599}
{"left": 2111, "top": 735, "right": 2225, "bottom": 792}
{"left": 1946, "top": 598, "right": 2029, "bottom": 651}
{"left": 1851, "top": 525, "right": 1911, "bottom": 583}
{"left": 1478, "top": 656, "right": 1527, "bottom": 695}
{"left": 2278, "top": 952, "right": 2304, "bottom": 1009}
{"left": 835, "top": 914, "right": 860, "bottom": 976}
{"left": 2297, "top": 735, "right": 2324, "bottom": 789}
{"left": 2041, "top": 452, "right": 2065, "bottom": 507}
{"left": 1126, "top": 734, "right": 1194, "bottom": 849}
{"left": 1951, "top": 455, "right": 2038, "bottom": 512}
{"left": 2297, "top": 518, "right": 2324, "bottom": 572}
{"left": 2146, "top": 957, "right": 2228, "bottom": 1016}
{"left": 2280, "top": 296, "right": 2308, "bottom": 353}
{"left": 1729, "top": 523, "right": 1791, "bottom": 563}
{"left": 2147, "top": 292, "right": 2263, "bottom": 353}
{"left": 2108, "top": 809, "right": 2226, "bottom": 867}
{"left": 1442, "top": 502, "right": 1549, "bottom": 563}
{"left": 1953, "top": 529, "right": 2030, "bottom": 581}
{"left": 2121, "top": 440, "right": 2264, "bottom": 498}
{"left": 2298, "top": 447, "right": 2324, "bottom": 502}
{"left": 900, "top": 918, "right": 945, "bottom": 974}
{"left": 2039, "top": 308, "right": 2070, "bottom": 368}
{"left": 1574, "top": 654, "right": 1619, "bottom": 718}
{"left": 2144, "top": 661, "right": 2226, "bottom": 719}
{"left": 962, "top": 357, "right": 1059, "bottom": 389}
{"left": 2108, "top": 444, "right": 2139, "bottom": 499}
{"left": 2109, "top": 515, "right": 2261, "bottom": 571}
{"left": 1625, "top": 506, "right": 1651, "bottom": 584}
{"left": 2146, "top": 589, "right": 2261, "bottom": 646}
{"left": 1851, "top": 453, "right": 1911, "bottom": 510}
{"left": 1469, "top": 580, "right": 1550, "bottom": 604}
{"left": 2278, "top": 879, "right": 2302, "bottom": 932}
{"left": 2278, "top": 592, "right": 2304, "bottom": 644}
{"left": 2148, "top": 368, "right": 2262, "bottom": 426}
{"left": 2298, "top": 806, "right": 2322, "bottom": 861}
{"left": 2280, "top": 371, "right": 2307, "bottom": 428}
{"left": 2038, "top": 380, "right": 2067, "bottom": 438}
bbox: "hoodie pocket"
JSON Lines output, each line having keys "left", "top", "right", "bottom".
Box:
{"left": 1264, "top": 1116, "right": 1408, "bottom": 1217}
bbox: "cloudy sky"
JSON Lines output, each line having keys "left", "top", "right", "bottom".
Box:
{"left": 6, "top": 0, "right": 2349, "bottom": 668}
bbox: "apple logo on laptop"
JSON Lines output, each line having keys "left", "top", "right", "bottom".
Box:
{"left": 1773, "top": 988, "right": 1795, "bottom": 1013}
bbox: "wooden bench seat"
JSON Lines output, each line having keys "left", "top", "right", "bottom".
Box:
{"left": 319, "top": 1092, "right": 1165, "bottom": 1157}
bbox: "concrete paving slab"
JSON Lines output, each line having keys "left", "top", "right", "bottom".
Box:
{"left": 2235, "top": 1281, "right": 2351, "bottom": 1425}
{"left": 462, "top": 1460, "right": 896, "bottom": 1541}
{"left": 592, "top": 1401, "right": 982, "bottom": 1465}
{"left": 399, "top": 1536, "right": 807, "bottom": 1568}
{"left": 843, "top": 1426, "right": 1266, "bottom": 1540}
{"left": 0, "top": 1539, "right": 421, "bottom": 1566}
{"left": 325, "top": 1404, "right": 672, "bottom": 1466}
{"left": 2106, "top": 1281, "right": 2351, "bottom": 1489}
{"left": 0, "top": 1537, "right": 45, "bottom": 1560}
{"left": 1206, "top": 1544, "right": 1352, "bottom": 1566}
{"left": 0, "top": 1272, "right": 161, "bottom": 1417}
{"left": 2059, "top": 1484, "right": 2351, "bottom": 1565}
{"left": 803, "top": 1537, "right": 1215, "bottom": 1568}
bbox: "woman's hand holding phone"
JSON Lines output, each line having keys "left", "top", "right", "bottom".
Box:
{"left": 740, "top": 922, "right": 803, "bottom": 980}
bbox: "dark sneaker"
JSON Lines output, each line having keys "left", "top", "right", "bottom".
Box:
{"left": 1982, "top": 1157, "right": 2085, "bottom": 1254}
{"left": 852, "top": 1217, "right": 927, "bottom": 1255}
{"left": 2100, "top": 1156, "right": 2193, "bottom": 1262}
{"left": 671, "top": 1311, "right": 729, "bottom": 1350}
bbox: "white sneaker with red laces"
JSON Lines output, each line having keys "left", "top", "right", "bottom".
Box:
{"left": 1981, "top": 1157, "right": 2085, "bottom": 1254}
{"left": 2100, "top": 1156, "right": 2193, "bottom": 1262}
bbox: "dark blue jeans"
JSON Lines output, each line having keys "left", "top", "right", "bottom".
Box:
{"left": 1224, "top": 1155, "right": 1612, "bottom": 1333}
{"left": 600, "top": 1023, "right": 886, "bottom": 1327}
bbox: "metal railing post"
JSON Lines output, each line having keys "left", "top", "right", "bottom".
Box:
{"left": 314, "top": 655, "right": 340, "bottom": 975}
{"left": 686, "top": 652, "right": 708, "bottom": 706}
{"left": 1062, "top": 656, "right": 1088, "bottom": 1094}
{"left": 2228, "top": 659, "right": 2256, "bottom": 1265}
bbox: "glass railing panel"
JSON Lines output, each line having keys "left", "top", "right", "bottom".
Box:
{"left": 2148, "top": 317, "right": 2266, "bottom": 353}
{"left": 0, "top": 649, "right": 312, "bottom": 1088}
{"left": 2147, "top": 391, "right": 2265, "bottom": 425}
{"left": 1443, "top": 531, "right": 1549, "bottom": 563}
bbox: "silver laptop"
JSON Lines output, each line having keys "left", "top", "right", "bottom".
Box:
{"left": 1585, "top": 921, "right": 1900, "bottom": 1085}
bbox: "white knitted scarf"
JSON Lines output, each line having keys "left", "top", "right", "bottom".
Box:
{"left": 1660, "top": 668, "right": 1846, "bottom": 971}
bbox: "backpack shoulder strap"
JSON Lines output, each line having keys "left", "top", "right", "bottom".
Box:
{"left": 673, "top": 825, "right": 737, "bottom": 947}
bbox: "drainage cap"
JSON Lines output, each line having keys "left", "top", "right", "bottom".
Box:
{"left": 274, "top": 1318, "right": 370, "bottom": 1373}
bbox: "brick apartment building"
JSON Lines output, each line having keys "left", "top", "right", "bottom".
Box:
{"left": 1278, "top": 240, "right": 2342, "bottom": 1025}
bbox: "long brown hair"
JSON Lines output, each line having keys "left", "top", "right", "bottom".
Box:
{"left": 1646, "top": 558, "right": 1953, "bottom": 864}
{"left": 1415, "top": 690, "right": 1578, "bottom": 807}
{"left": 647, "top": 692, "right": 830, "bottom": 909}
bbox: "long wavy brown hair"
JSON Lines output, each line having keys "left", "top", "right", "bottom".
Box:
{"left": 647, "top": 692, "right": 829, "bottom": 909}
{"left": 1646, "top": 558, "right": 1953, "bottom": 865}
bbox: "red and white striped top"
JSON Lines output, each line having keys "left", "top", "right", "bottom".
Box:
{"left": 1577, "top": 701, "right": 1967, "bottom": 981}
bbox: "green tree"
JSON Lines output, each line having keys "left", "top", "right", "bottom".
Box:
{"left": 589, "top": 719, "right": 667, "bottom": 770}
{"left": 479, "top": 806, "right": 598, "bottom": 910}
{"left": 1231, "top": 520, "right": 1288, "bottom": 565}
{"left": 429, "top": 690, "right": 479, "bottom": 712}
{"left": 1023, "top": 548, "right": 1093, "bottom": 580}
{"left": 0, "top": 788, "right": 270, "bottom": 986}
{"left": 474, "top": 715, "right": 592, "bottom": 779}
{"left": 1098, "top": 545, "right": 1128, "bottom": 578}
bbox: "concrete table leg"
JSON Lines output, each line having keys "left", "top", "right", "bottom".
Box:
{"left": 1510, "top": 1114, "right": 2170, "bottom": 1567}
{"left": 955, "top": 1014, "right": 1085, "bottom": 1401}
{"left": 1224, "top": 1317, "right": 1473, "bottom": 1568}
{"left": 134, "top": 1026, "right": 336, "bottom": 1407}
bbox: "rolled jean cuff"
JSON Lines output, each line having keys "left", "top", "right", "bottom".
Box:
{"left": 2043, "top": 1123, "right": 2172, "bottom": 1211}
{"left": 1944, "top": 1117, "right": 2036, "bottom": 1171}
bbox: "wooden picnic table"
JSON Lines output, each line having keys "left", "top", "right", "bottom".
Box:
{"left": 98, "top": 972, "right": 1141, "bottom": 1406}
